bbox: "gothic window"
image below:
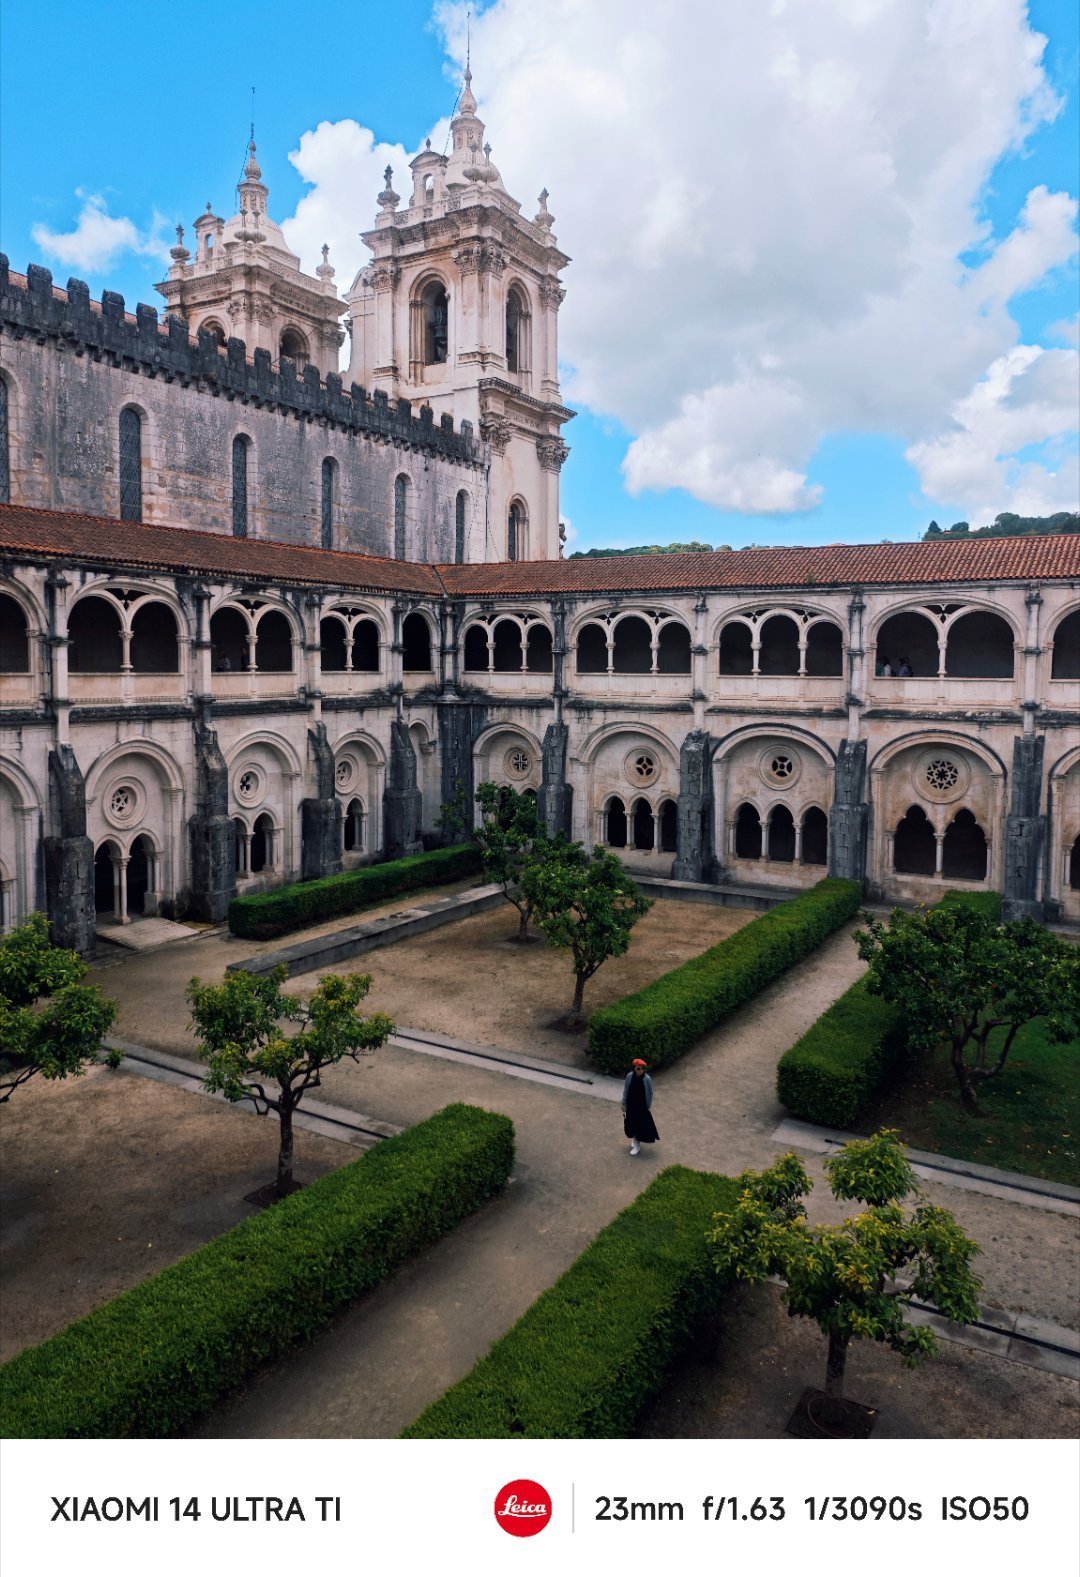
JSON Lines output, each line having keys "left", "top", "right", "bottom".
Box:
{"left": 321, "top": 458, "right": 335, "bottom": 550}
{"left": 492, "top": 619, "right": 524, "bottom": 671}
{"left": 253, "top": 610, "right": 293, "bottom": 672}
{"left": 507, "top": 500, "right": 525, "bottom": 562}
{"left": 801, "top": 807, "right": 828, "bottom": 866}
{"left": 394, "top": 475, "right": 408, "bottom": 560}
{"left": 944, "top": 611, "right": 1014, "bottom": 678}
{"left": 421, "top": 282, "right": 449, "bottom": 365}
{"left": 942, "top": 809, "right": 988, "bottom": 881}
{"left": 659, "top": 799, "right": 678, "bottom": 854}
{"left": 606, "top": 797, "right": 627, "bottom": 848}
{"left": 805, "top": 621, "right": 844, "bottom": 676}
{"left": 68, "top": 596, "right": 123, "bottom": 673}
{"left": 767, "top": 805, "right": 796, "bottom": 862}
{"left": 130, "top": 603, "right": 179, "bottom": 673}
{"left": 526, "top": 624, "right": 553, "bottom": 673}
{"left": 734, "top": 803, "right": 762, "bottom": 859}
{"left": 1051, "top": 610, "right": 1080, "bottom": 680}
{"left": 279, "top": 328, "right": 308, "bottom": 367}
{"left": 455, "top": 490, "right": 468, "bottom": 564}
{"left": 0, "top": 593, "right": 29, "bottom": 672}
{"left": 656, "top": 621, "right": 691, "bottom": 674}
{"left": 232, "top": 435, "right": 250, "bottom": 539}
{"left": 0, "top": 376, "right": 9, "bottom": 504}
{"left": 718, "top": 621, "right": 753, "bottom": 676}
{"left": 464, "top": 624, "right": 489, "bottom": 671}
{"left": 402, "top": 612, "right": 432, "bottom": 671}
{"left": 893, "top": 805, "right": 935, "bottom": 875}
{"left": 632, "top": 798, "right": 655, "bottom": 851}
{"left": 506, "top": 285, "right": 529, "bottom": 373}
{"left": 119, "top": 407, "right": 142, "bottom": 522}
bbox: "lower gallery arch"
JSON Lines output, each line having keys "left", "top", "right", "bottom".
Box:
{"left": 893, "top": 806, "right": 936, "bottom": 875}
{"left": 734, "top": 802, "right": 762, "bottom": 859}
{"left": 605, "top": 796, "right": 628, "bottom": 848}
{"left": 941, "top": 808, "right": 988, "bottom": 881}
{"left": 801, "top": 806, "right": 828, "bottom": 866}
{"left": 631, "top": 798, "right": 655, "bottom": 851}
{"left": 871, "top": 735, "right": 1000, "bottom": 898}
{"left": 473, "top": 726, "right": 542, "bottom": 801}
{"left": 583, "top": 726, "right": 678, "bottom": 868}
{"left": 767, "top": 804, "right": 796, "bottom": 862}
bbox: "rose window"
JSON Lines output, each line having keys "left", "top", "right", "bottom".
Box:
{"left": 771, "top": 754, "right": 794, "bottom": 780}
{"left": 237, "top": 769, "right": 261, "bottom": 804}
{"left": 110, "top": 787, "right": 134, "bottom": 819}
{"left": 506, "top": 749, "right": 531, "bottom": 778}
{"left": 335, "top": 760, "right": 351, "bottom": 788}
{"left": 925, "top": 758, "right": 959, "bottom": 793}
{"left": 627, "top": 752, "right": 658, "bottom": 785}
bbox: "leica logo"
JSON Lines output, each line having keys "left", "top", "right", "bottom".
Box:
{"left": 494, "top": 1479, "right": 553, "bottom": 1537}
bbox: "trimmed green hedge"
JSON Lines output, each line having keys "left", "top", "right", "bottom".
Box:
{"left": 228, "top": 843, "right": 482, "bottom": 939}
{"left": 587, "top": 878, "right": 862, "bottom": 1074}
{"left": 0, "top": 1103, "right": 514, "bottom": 1438}
{"left": 403, "top": 1165, "right": 738, "bottom": 1438}
{"left": 776, "top": 888, "right": 1004, "bottom": 1128}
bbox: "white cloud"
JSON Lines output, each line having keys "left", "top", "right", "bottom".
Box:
{"left": 31, "top": 192, "right": 170, "bottom": 274}
{"left": 280, "top": 0, "right": 1078, "bottom": 518}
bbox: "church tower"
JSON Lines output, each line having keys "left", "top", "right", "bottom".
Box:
{"left": 156, "top": 140, "right": 347, "bottom": 377}
{"left": 345, "top": 71, "right": 572, "bottom": 562}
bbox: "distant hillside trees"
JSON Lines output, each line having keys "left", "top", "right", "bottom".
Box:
{"left": 924, "top": 512, "right": 1078, "bottom": 541}
{"left": 569, "top": 541, "right": 730, "bottom": 558}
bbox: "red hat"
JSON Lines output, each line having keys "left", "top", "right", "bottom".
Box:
{"left": 632, "top": 1058, "right": 648, "bottom": 1068}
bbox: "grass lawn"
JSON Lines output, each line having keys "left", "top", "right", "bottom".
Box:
{"left": 857, "top": 1018, "right": 1079, "bottom": 1187}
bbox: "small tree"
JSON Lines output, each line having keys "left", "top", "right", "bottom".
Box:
{"left": 709, "top": 1131, "right": 982, "bottom": 1404}
{"left": 855, "top": 905, "right": 1079, "bottom": 1112}
{"left": 474, "top": 781, "right": 560, "bottom": 941}
{"left": 521, "top": 844, "right": 653, "bottom": 1024}
{"left": 0, "top": 914, "right": 118, "bottom": 1102}
{"left": 188, "top": 966, "right": 394, "bottom": 1196}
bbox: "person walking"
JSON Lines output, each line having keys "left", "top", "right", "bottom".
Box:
{"left": 622, "top": 1058, "right": 659, "bottom": 1156}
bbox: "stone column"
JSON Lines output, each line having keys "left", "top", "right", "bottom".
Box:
{"left": 672, "top": 729, "right": 715, "bottom": 883}
{"left": 1002, "top": 734, "right": 1046, "bottom": 922}
{"left": 828, "top": 739, "right": 868, "bottom": 886}
{"left": 301, "top": 722, "right": 343, "bottom": 881}
{"left": 383, "top": 718, "right": 423, "bottom": 858}
{"left": 437, "top": 700, "right": 484, "bottom": 841}
{"left": 43, "top": 745, "right": 95, "bottom": 952}
{"left": 537, "top": 722, "right": 572, "bottom": 840}
{"left": 187, "top": 715, "right": 236, "bottom": 921}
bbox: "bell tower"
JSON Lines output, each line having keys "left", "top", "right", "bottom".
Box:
{"left": 345, "top": 70, "right": 572, "bottom": 562}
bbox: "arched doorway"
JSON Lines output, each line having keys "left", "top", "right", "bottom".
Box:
{"left": 94, "top": 843, "right": 117, "bottom": 915}
{"left": 894, "top": 806, "right": 936, "bottom": 875}
{"left": 606, "top": 797, "right": 627, "bottom": 848}
{"left": 942, "top": 810, "right": 988, "bottom": 881}
{"left": 127, "top": 835, "right": 153, "bottom": 916}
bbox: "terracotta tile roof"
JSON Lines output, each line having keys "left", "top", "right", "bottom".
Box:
{"left": 1, "top": 503, "right": 1077, "bottom": 600}
{"left": 0, "top": 504, "right": 441, "bottom": 595}
{"left": 438, "top": 534, "right": 1080, "bottom": 595}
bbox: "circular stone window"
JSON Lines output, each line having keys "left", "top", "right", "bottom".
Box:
{"left": 916, "top": 750, "right": 970, "bottom": 804}
{"left": 504, "top": 747, "right": 532, "bottom": 780}
{"left": 335, "top": 757, "right": 357, "bottom": 793}
{"left": 624, "top": 748, "right": 659, "bottom": 787}
{"left": 758, "top": 746, "right": 802, "bottom": 789}
{"left": 235, "top": 765, "right": 266, "bottom": 807}
{"left": 105, "top": 781, "right": 141, "bottom": 828}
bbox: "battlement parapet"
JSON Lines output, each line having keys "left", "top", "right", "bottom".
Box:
{"left": 0, "top": 256, "right": 480, "bottom": 465}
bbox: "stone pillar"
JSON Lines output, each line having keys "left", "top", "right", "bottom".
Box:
{"left": 43, "top": 745, "right": 94, "bottom": 952}
{"left": 188, "top": 717, "right": 236, "bottom": 921}
{"left": 1002, "top": 734, "right": 1046, "bottom": 922}
{"left": 672, "top": 729, "right": 716, "bottom": 883}
{"left": 436, "top": 699, "right": 485, "bottom": 841}
{"left": 301, "top": 722, "right": 343, "bottom": 881}
{"left": 537, "top": 722, "right": 573, "bottom": 839}
{"left": 383, "top": 718, "right": 423, "bottom": 858}
{"left": 828, "top": 739, "right": 868, "bottom": 885}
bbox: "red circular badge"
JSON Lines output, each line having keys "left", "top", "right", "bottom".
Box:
{"left": 494, "top": 1479, "right": 553, "bottom": 1537}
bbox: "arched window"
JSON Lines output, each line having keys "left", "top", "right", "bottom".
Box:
{"left": 659, "top": 799, "right": 678, "bottom": 854}
{"left": 632, "top": 799, "right": 655, "bottom": 851}
{"left": 353, "top": 619, "right": 380, "bottom": 672}
{"left": 394, "top": 474, "right": 408, "bottom": 560}
{"left": 0, "top": 376, "right": 9, "bottom": 504}
{"left": 210, "top": 606, "right": 249, "bottom": 672}
{"left": 250, "top": 813, "right": 274, "bottom": 873}
{"left": 343, "top": 799, "right": 365, "bottom": 854}
{"left": 321, "top": 458, "right": 335, "bottom": 550}
{"left": 492, "top": 619, "right": 523, "bottom": 672}
{"left": 464, "top": 625, "right": 489, "bottom": 671}
{"left": 319, "top": 617, "right": 348, "bottom": 672}
{"left": 768, "top": 805, "right": 796, "bottom": 862}
{"left": 402, "top": 612, "right": 432, "bottom": 671}
{"left": 119, "top": 407, "right": 142, "bottom": 522}
{"left": 805, "top": 622, "right": 843, "bottom": 677}
{"left": 455, "top": 491, "right": 468, "bottom": 564}
{"left": 1051, "top": 610, "right": 1080, "bottom": 680}
{"left": 507, "top": 500, "right": 525, "bottom": 562}
{"left": 656, "top": 622, "right": 691, "bottom": 674}
{"left": 0, "top": 593, "right": 29, "bottom": 672}
{"left": 232, "top": 435, "right": 250, "bottom": 539}
{"left": 421, "top": 281, "right": 448, "bottom": 365}
{"left": 945, "top": 611, "right": 1014, "bottom": 678}
{"left": 876, "top": 610, "right": 939, "bottom": 676}
{"left": 894, "top": 805, "right": 935, "bottom": 875}
{"left": 612, "top": 616, "right": 653, "bottom": 674}
{"left": 94, "top": 843, "right": 118, "bottom": 914}
{"left": 279, "top": 328, "right": 308, "bottom": 366}
{"left": 758, "top": 614, "right": 800, "bottom": 676}
{"left": 254, "top": 610, "right": 293, "bottom": 672}
{"left": 128, "top": 834, "right": 153, "bottom": 917}
{"left": 202, "top": 320, "right": 227, "bottom": 348}
{"left": 942, "top": 809, "right": 988, "bottom": 881}
{"left": 234, "top": 817, "right": 250, "bottom": 876}
{"left": 130, "top": 602, "right": 179, "bottom": 673}
{"left": 734, "top": 803, "right": 762, "bottom": 859}
{"left": 68, "top": 596, "right": 123, "bottom": 673}
{"left": 801, "top": 807, "right": 828, "bottom": 866}
{"left": 526, "top": 625, "right": 553, "bottom": 673}
{"left": 506, "top": 285, "right": 529, "bottom": 373}
{"left": 576, "top": 622, "right": 608, "bottom": 673}
{"left": 606, "top": 797, "right": 627, "bottom": 848}
{"left": 718, "top": 622, "right": 753, "bottom": 676}
{"left": 1069, "top": 833, "right": 1080, "bottom": 891}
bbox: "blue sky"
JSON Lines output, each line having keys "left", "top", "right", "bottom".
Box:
{"left": 1, "top": 0, "right": 1076, "bottom": 550}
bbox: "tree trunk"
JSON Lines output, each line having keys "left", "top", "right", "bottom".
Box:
{"left": 518, "top": 905, "right": 530, "bottom": 941}
{"left": 950, "top": 1042, "right": 980, "bottom": 1113}
{"left": 824, "top": 1331, "right": 850, "bottom": 1399}
{"left": 571, "top": 973, "right": 586, "bottom": 1019}
{"left": 276, "top": 1098, "right": 295, "bottom": 1196}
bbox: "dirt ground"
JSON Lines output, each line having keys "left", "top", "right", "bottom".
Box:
{"left": 0, "top": 1063, "right": 352, "bottom": 1361}
{"left": 293, "top": 898, "right": 755, "bottom": 1067}
{"left": 635, "top": 1280, "right": 1079, "bottom": 1439}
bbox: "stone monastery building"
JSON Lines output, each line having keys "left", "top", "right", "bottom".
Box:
{"left": 1, "top": 73, "right": 1078, "bottom": 949}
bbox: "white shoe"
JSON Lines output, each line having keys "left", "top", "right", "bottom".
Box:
{"left": 630, "top": 1141, "right": 640, "bottom": 1156}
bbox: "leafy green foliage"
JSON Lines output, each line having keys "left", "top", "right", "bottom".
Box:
{"left": 521, "top": 843, "right": 652, "bottom": 1019}
{"left": 0, "top": 915, "right": 118, "bottom": 1101}
{"left": 569, "top": 541, "right": 730, "bottom": 557}
{"left": 188, "top": 966, "right": 394, "bottom": 1193}
{"left": 855, "top": 905, "right": 1079, "bottom": 1112}
{"left": 709, "top": 1131, "right": 982, "bottom": 1399}
{"left": 474, "top": 782, "right": 568, "bottom": 939}
{"left": 0, "top": 1104, "right": 515, "bottom": 1438}
{"left": 227, "top": 844, "right": 482, "bottom": 939}
{"left": 587, "top": 878, "right": 861, "bottom": 1073}
{"left": 404, "top": 1166, "right": 739, "bottom": 1438}
{"left": 924, "top": 511, "right": 1078, "bottom": 541}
